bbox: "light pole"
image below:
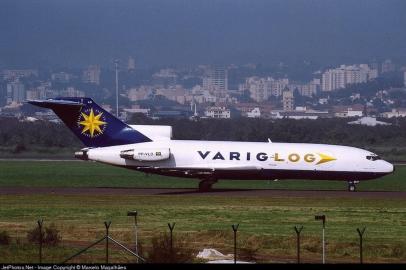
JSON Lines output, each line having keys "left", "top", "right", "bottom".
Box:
{"left": 315, "top": 215, "right": 326, "bottom": 264}
{"left": 114, "top": 59, "right": 119, "bottom": 118}
{"left": 127, "top": 211, "right": 138, "bottom": 262}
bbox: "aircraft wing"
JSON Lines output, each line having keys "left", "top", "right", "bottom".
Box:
{"left": 185, "top": 165, "right": 262, "bottom": 170}
{"left": 135, "top": 165, "right": 262, "bottom": 177}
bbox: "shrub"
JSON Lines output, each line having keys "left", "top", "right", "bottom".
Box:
{"left": 44, "top": 223, "right": 62, "bottom": 246}
{"left": 238, "top": 237, "right": 261, "bottom": 262}
{"left": 12, "top": 143, "right": 26, "bottom": 154}
{"left": 147, "top": 233, "right": 195, "bottom": 263}
{"left": 0, "top": 230, "right": 11, "bottom": 245}
{"left": 27, "top": 223, "right": 61, "bottom": 246}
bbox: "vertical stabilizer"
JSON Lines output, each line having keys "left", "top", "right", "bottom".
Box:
{"left": 28, "top": 97, "right": 152, "bottom": 147}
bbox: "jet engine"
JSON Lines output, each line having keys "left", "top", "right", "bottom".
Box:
{"left": 120, "top": 148, "right": 171, "bottom": 161}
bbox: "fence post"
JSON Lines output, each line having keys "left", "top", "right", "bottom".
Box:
{"left": 104, "top": 221, "right": 111, "bottom": 264}
{"left": 232, "top": 224, "right": 239, "bottom": 264}
{"left": 168, "top": 222, "right": 176, "bottom": 259}
{"left": 294, "top": 225, "right": 303, "bottom": 264}
{"left": 37, "top": 219, "right": 43, "bottom": 264}
{"left": 357, "top": 227, "right": 366, "bottom": 264}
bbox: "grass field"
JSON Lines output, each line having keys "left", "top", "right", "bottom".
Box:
{"left": 0, "top": 194, "right": 405, "bottom": 263}
{"left": 0, "top": 160, "right": 405, "bottom": 263}
{"left": 0, "top": 160, "right": 405, "bottom": 191}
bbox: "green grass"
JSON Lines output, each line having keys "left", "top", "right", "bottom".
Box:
{"left": 0, "top": 160, "right": 405, "bottom": 191}
{"left": 0, "top": 160, "right": 198, "bottom": 188}
{"left": 0, "top": 161, "right": 405, "bottom": 263}
{"left": 0, "top": 195, "right": 405, "bottom": 263}
{"left": 0, "top": 147, "right": 78, "bottom": 159}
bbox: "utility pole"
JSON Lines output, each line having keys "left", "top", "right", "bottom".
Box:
{"left": 114, "top": 59, "right": 119, "bottom": 118}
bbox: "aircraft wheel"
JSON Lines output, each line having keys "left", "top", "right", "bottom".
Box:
{"left": 198, "top": 179, "right": 217, "bottom": 192}
{"left": 348, "top": 182, "right": 356, "bottom": 192}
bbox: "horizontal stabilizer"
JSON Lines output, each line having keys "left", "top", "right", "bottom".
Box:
{"left": 27, "top": 99, "right": 84, "bottom": 108}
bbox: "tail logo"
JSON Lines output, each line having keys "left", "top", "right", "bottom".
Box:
{"left": 77, "top": 108, "right": 107, "bottom": 138}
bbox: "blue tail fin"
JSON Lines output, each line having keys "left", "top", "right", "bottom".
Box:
{"left": 28, "top": 97, "right": 152, "bottom": 147}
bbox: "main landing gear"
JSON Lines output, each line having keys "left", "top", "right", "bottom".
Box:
{"left": 348, "top": 181, "right": 359, "bottom": 192}
{"left": 198, "top": 178, "right": 218, "bottom": 192}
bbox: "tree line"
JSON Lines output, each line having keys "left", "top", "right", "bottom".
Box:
{"left": 1, "top": 116, "right": 406, "bottom": 158}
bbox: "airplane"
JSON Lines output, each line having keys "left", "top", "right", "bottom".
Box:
{"left": 28, "top": 97, "right": 394, "bottom": 192}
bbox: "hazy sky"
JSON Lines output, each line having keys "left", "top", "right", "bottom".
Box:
{"left": 1, "top": 0, "right": 405, "bottom": 68}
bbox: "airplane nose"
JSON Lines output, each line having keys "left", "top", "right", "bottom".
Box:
{"left": 387, "top": 162, "right": 394, "bottom": 173}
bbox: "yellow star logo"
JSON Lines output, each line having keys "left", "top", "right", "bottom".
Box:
{"left": 316, "top": 153, "right": 337, "bottom": 165}
{"left": 78, "top": 108, "right": 107, "bottom": 138}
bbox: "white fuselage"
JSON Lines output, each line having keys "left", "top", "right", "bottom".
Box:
{"left": 84, "top": 140, "right": 394, "bottom": 181}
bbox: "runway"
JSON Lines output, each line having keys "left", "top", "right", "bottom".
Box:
{"left": 0, "top": 187, "right": 405, "bottom": 198}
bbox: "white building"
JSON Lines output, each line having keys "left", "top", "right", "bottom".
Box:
{"left": 26, "top": 82, "right": 55, "bottom": 101}
{"left": 26, "top": 90, "right": 39, "bottom": 100}
{"left": 381, "top": 109, "right": 406, "bottom": 118}
{"left": 152, "top": 69, "right": 178, "bottom": 86}
{"left": 321, "top": 64, "right": 377, "bottom": 91}
{"left": 270, "top": 109, "right": 329, "bottom": 120}
{"left": 269, "top": 78, "right": 289, "bottom": 97}
{"left": 247, "top": 107, "right": 261, "bottom": 118}
{"left": 82, "top": 65, "right": 101, "bottom": 85}
{"left": 404, "top": 71, "right": 406, "bottom": 87}
{"left": 245, "top": 77, "right": 289, "bottom": 102}
{"left": 334, "top": 107, "right": 364, "bottom": 118}
{"left": 282, "top": 90, "right": 294, "bottom": 111}
{"left": 128, "top": 56, "right": 136, "bottom": 72}
{"left": 51, "top": 72, "right": 72, "bottom": 83}
{"left": 288, "top": 79, "right": 320, "bottom": 98}
{"left": 246, "top": 77, "right": 268, "bottom": 102}
{"left": 203, "top": 66, "right": 228, "bottom": 94}
{"left": 205, "top": 106, "right": 231, "bottom": 119}
{"left": 318, "top": 98, "right": 328, "bottom": 105}
{"left": 128, "top": 86, "right": 153, "bottom": 101}
{"left": 303, "top": 79, "right": 320, "bottom": 97}
{"left": 62, "top": 87, "right": 85, "bottom": 97}
{"left": 6, "top": 80, "right": 25, "bottom": 104}
{"left": 381, "top": 59, "right": 395, "bottom": 73}
{"left": 2, "top": 69, "right": 38, "bottom": 80}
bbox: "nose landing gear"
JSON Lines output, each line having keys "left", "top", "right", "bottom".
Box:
{"left": 348, "top": 181, "right": 359, "bottom": 192}
{"left": 198, "top": 178, "right": 218, "bottom": 192}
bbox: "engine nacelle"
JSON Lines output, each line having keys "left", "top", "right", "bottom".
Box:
{"left": 129, "top": 125, "right": 172, "bottom": 141}
{"left": 120, "top": 148, "right": 171, "bottom": 161}
{"left": 75, "top": 149, "right": 89, "bottom": 160}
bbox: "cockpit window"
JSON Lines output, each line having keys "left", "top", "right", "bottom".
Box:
{"left": 366, "top": 155, "right": 381, "bottom": 161}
